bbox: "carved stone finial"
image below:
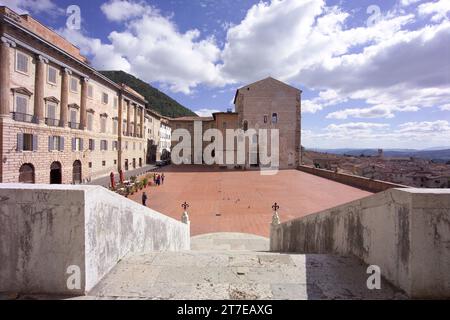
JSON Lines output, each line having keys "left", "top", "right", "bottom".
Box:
{"left": 181, "top": 202, "right": 190, "bottom": 224}
{"left": 271, "top": 203, "right": 281, "bottom": 226}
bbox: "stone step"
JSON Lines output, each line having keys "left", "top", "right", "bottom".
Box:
{"left": 88, "top": 250, "right": 407, "bottom": 300}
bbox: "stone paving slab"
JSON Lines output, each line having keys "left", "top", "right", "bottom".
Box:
{"left": 127, "top": 166, "right": 372, "bottom": 237}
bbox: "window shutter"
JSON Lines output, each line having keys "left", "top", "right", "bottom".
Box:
{"left": 60, "top": 137, "right": 65, "bottom": 151}
{"left": 80, "top": 138, "right": 84, "bottom": 151}
{"left": 72, "top": 138, "right": 76, "bottom": 151}
{"left": 17, "top": 133, "right": 23, "bottom": 151}
{"left": 105, "top": 141, "right": 109, "bottom": 151}
{"left": 32, "top": 135, "right": 38, "bottom": 152}
{"left": 48, "top": 136, "right": 54, "bottom": 151}
{"left": 92, "top": 140, "right": 96, "bottom": 151}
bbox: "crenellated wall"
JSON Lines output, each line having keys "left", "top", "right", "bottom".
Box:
{"left": 0, "top": 184, "right": 190, "bottom": 295}
{"left": 270, "top": 188, "right": 450, "bottom": 298}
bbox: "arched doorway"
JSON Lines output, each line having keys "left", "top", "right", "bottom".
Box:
{"left": 73, "top": 160, "right": 82, "bottom": 184}
{"left": 50, "top": 162, "right": 62, "bottom": 184}
{"left": 19, "top": 163, "right": 35, "bottom": 184}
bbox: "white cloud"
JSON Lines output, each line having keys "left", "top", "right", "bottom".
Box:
{"left": 57, "top": 1, "right": 225, "bottom": 94}
{"left": 400, "top": 0, "right": 421, "bottom": 7}
{"left": 100, "top": 0, "right": 155, "bottom": 22}
{"left": 48, "top": 0, "right": 450, "bottom": 123}
{"left": 440, "top": 104, "right": 450, "bottom": 111}
{"left": 397, "top": 120, "right": 450, "bottom": 133}
{"left": 1, "top": 0, "right": 60, "bottom": 14}
{"left": 195, "top": 108, "right": 220, "bottom": 117}
{"left": 303, "top": 89, "right": 348, "bottom": 114}
{"left": 327, "top": 122, "right": 390, "bottom": 132}
{"left": 303, "top": 120, "right": 450, "bottom": 149}
{"left": 58, "top": 28, "right": 131, "bottom": 72}
{"left": 418, "top": 0, "right": 450, "bottom": 22}
{"left": 326, "top": 105, "right": 419, "bottom": 120}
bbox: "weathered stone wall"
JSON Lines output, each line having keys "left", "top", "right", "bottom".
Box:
{"left": 270, "top": 188, "right": 450, "bottom": 298}
{"left": 0, "top": 184, "right": 190, "bottom": 295}
{"left": 298, "top": 165, "right": 408, "bottom": 193}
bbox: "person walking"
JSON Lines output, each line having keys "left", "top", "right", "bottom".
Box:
{"left": 161, "top": 173, "right": 165, "bottom": 185}
{"left": 142, "top": 192, "right": 148, "bottom": 206}
{"left": 156, "top": 175, "right": 161, "bottom": 186}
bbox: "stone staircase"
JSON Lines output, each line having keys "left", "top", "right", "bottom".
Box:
{"left": 82, "top": 233, "right": 406, "bottom": 300}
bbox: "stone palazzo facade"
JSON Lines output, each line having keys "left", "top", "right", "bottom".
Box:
{"left": 170, "top": 77, "right": 302, "bottom": 169}
{"left": 0, "top": 7, "right": 162, "bottom": 184}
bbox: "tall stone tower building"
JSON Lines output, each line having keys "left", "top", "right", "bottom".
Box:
{"left": 234, "top": 77, "right": 302, "bottom": 169}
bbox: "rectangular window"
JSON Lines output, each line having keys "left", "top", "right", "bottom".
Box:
{"left": 102, "top": 92, "right": 109, "bottom": 105}
{"left": 100, "top": 117, "right": 107, "bottom": 133}
{"left": 23, "top": 134, "right": 33, "bottom": 151}
{"left": 88, "top": 162, "right": 92, "bottom": 168}
{"left": 49, "top": 136, "right": 64, "bottom": 151}
{"left": 113, "top": 97, "right": 118, "bottom": 109}
{"left": 70, "top": 77, "right": 78, "bottom": 93}
{"left": 272, "top": 113, "right": 278, "bottom": 124}
{"left": 72, "top": 138, "right": 83, "bottom": 151}
{"left": 47, "top": 66, "right": 57, "bottom": 85}
{"left": 88, "top": 84, "right": 94, "bottom": 99}
{"left": 114, "top": 160, "right": 117, "bottom": 165}
{"left": 89, "top": 139, "right": 95, "bottom": 151}
{"left": 100, "top": 140, "right": 108, "bottom": 151}
{"left": 112, "top": 120, "right": 118, "bottom": 135}
{"left": 47, "top": 103, "right": 57, "bottom": 120}
{"left": 15, "top": 95, "right": 28, "bottom": 114}
{"left": 16, "top": 51, "right": 29, "bottom": 74}
{"left": 102, "top": 161, "right": 106, "bottom": 167}
{"left": 70, "top": 110, "right": 78, "bottom": 126}
{"left": 113, "top": 141, "right": 118, "bottom": 151}
{"left": 87, "top": 113, "right": 93, "bottom": 131}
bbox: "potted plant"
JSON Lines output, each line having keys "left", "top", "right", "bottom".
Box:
{"left": 143, "top": 178, "right": 148, "bottom": 188}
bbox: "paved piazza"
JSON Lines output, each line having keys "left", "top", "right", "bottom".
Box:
{"left": 129, "top": 166, "right": 372, "bottom": 237}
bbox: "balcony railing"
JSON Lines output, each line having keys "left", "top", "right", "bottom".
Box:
{"left": 45, "top": 118, "right": 62, "bottom": 127}
{"left": 11, "top": 112, "right": 38, "bottom": 124}
{"left": 68, "top": 122, "right": 81, "bottom": 130}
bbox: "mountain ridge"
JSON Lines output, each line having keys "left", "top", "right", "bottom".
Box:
{"left": 100, "top": 70, "right": 198, "bottom": 118}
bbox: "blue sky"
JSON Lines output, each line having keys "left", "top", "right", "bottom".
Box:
{"left": 2, "top": 0, "right": 450, "bottom": 149}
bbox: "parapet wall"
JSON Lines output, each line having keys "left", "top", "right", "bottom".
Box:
{"left": 270, "top": 188, "right": 450, "bottom": 298}
{"left": 0, "top": 184, "right": 190, "bottom": 295}
{"left": 298, "top": 165, "right": 408, "bottom": 193}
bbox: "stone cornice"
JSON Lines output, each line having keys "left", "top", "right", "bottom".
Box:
{"left": 44, "top": 96, "right": 60, "bottom": 104}
{"left": 11, "top": 87, "right": 33, "bottom": 96}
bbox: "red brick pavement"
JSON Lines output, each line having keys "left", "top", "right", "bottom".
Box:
{"left": 128, "top": 165, "right": 372, "bottom": 237}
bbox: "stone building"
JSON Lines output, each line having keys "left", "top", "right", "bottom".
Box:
{"left": 145, "top": 109, "right": 162, "bottom": 164}
{"left": 170, "top": 77, "right": 302, "bottom": 169}
{"left": 159, "top": 117, "right": 172, "bottom": 160}
{"left": 0, "top": 7, "right": 152, "bottom": 183}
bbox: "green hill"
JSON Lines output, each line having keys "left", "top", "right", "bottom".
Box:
{"left": 100, "top": 70, "right": 197, "bottom": 118}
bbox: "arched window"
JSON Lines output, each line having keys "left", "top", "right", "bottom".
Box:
{"left": 272, "top": 113, "right": 278, "bottom": 124}
{"left": 243, "top": 120, "right": 248, "bottom": 132}
{"left": 19, "top": 163, "right": 35, "bottom": 184}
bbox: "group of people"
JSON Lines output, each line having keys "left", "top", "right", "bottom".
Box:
{"left": 153, "top": 173, "right": 165, "bottom": 186}
{"left": 142, "top": 173, "right": 166, "bottom": 207}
